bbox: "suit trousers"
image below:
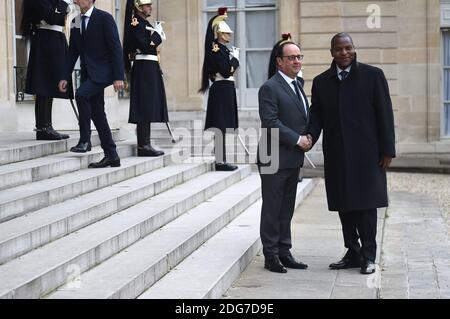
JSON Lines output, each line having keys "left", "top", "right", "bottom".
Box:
{"left": 75, "top": 78, "right": 117, "bottom": 158}
{"left": 338, "top": 209, "right": 377, "bottom": 262}
{"left": 259, "top": 167, "right": 300, "bottom": 258}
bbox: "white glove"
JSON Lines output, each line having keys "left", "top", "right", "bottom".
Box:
{"left": 153, "top": 21, "right": 167, "bottom": 41}
{"left": 231, "top": 46, "right": 240, "bottom": 61}
{"left": 63, "top": 0, "right": 73, "bottom": 4}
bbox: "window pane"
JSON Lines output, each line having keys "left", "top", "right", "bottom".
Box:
{"left": 16, "top": 39, "right": 28, "bottom": 68}
{"left": 445, "top": 69, "right": 450, "bottom": 101}
{"left": 206, "top": 11, "right": 237, "bottom": 47}
{"left": 246, "top": 51, "right": 270, "bottom": 88}
{"left": 445, "top": 104, "right": 450, "bottom": 136}
{"left": 246, "top": 11, "right": 276, "bottom": 48}
{"left": 206, "top": 0, "right": 236, "bottom": 8}
{"left": 245, "top": 0, "right": 276, "bottom": 7}
{"left": 15, "top": 0, "right": 24, "bottom": 35}
{"left": 444, "top": 31, "right": 450, "bottom": 66}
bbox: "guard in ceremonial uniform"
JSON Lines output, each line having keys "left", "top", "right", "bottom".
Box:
{"left": 200, "top": 7, "right": 239, "bottom": 171}
{"left": 123, "top": 0, "right": 168, "bottom": 157}
{"left": 21, "top": 0, "right": 74, "bottom": 140}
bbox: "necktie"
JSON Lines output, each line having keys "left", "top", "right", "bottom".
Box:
{"left": 340, "top": 70, "right": 349, "bottom": 81}
{"left": 81, "top": 15, "right": 87, "bottom": 37}
{"left": 292, "top": 80, "right": 307, "bottom": 115}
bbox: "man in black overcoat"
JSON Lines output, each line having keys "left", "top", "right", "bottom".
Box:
{"left": 22, "top": 0, "right": 74, "bottom": 140}
{"left": 307, "top": 33, "right": 396, "bottom": 275}
{"left": 123, "top": 0, "right": 168, "bottom": 157}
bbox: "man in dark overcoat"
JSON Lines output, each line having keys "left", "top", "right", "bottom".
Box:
{"left": 22, "top": 0, "right": 74, "bottom": 140}
{"left": 307, "top": 33, "right": 396, "bottom": 275}
{"left": 123, "top": 0, "right": 168, "bottom": 157}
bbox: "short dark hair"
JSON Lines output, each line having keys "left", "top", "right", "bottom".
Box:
{"left": 276, "top": 41, "right": 301, "bottom": 59}
{"left": 331, "top": 32, "right": 354, "bottom": 49}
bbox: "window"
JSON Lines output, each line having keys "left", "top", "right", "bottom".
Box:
{"left": 204, "top": 0, "right": 277, "bottom": 108}
{"left": 13, "top": 0, "right": 33, "bottom": 103}
{"left": 443, "top": 30, "right": 450, "bottom": 136}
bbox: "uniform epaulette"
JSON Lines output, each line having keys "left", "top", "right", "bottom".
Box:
{"left": 131, "top": 17, "right": 139, "bottom": 27}
{"left": 212, "top": 44, "right": 219, "bottom": 53}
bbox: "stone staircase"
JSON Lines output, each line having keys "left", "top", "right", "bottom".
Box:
{"left": 0, "top": 115, "right": 316, "bottom": 299}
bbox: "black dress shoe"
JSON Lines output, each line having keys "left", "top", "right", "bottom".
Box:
{"left": 360, "top": 260, "right": 376, "bottom": 275}
{"left": 264, "top": 256, "right": 287, "bottom": 273}
{"left": 36, "top": 126, "right": 70, "bottom": 141}
{"left": 137, "top": 145, "right": 165, "bottom": 157}
{"left": 279, "top": 255, "right": 308, "bottom": 269}
{"left": 70, "top": 142, "right": 92, "bottom": 153}
{"left": 215, "top": 162, "right": 238, "bottom": 171}
{"left": 329, "top": 257, "right": 362, "bottom": 270}
{"left": 88, "top": 156, "right": 121, "bottom": 168}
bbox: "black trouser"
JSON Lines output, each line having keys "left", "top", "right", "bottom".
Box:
{"left": 259, "top": 167, "right": 300, "bottom": 258}
{"left": 35, "top": 95, "right": 53, "bottom": 129}
{"left": 338, "top": 209, "right": 377, "bottom": 262}
{"left": 75, "top": 78, "right": 117, "bottom": 158}
{"left": 136, "top": 123, "right": 151, "bottom": 147}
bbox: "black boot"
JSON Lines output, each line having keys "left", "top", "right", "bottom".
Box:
{"left": 214, "top": 134, "right": 237, "bottom": 171}
{"left": 36, "top": 96, "right": 70, "bottom": 140}
{"left": 136, "top": 123, "right": 164, "bottom": 157}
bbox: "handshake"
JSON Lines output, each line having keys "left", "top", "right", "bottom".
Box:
{"left": 147, "top": 21, "right": 167, "bottom": 41}
{"left": 298, "top": 134, "right": 313, "bottom": 152}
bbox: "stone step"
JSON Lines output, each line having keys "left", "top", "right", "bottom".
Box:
{"left": 0, "top": 152, "right": 181, "bottom": 223}
{"left": 0, "top": 130, "right": 122, "bottom": 166}
{"left": 0, "top": 143, "right": 135, "bottom": 192}
{"left": 46, "top": 174, "right": 261, "bottom": 299}
{"left": 138, "top": 179, "right": 316, "bottom": 299}
{"left": 0, "top": 163, "right": 248, "bottom": 299}
{"left": 0, "top": 160, "right": 214, "bottom": 266}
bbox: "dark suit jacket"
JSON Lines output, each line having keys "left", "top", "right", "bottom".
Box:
{"left": 308, "top": 58, "right": 396, "bottom": 212}
{"left": 64, "top": 7, "right": 124, "bottom": 84}
{"left": 257, "top": 71, "right": 309, "bottom": 170}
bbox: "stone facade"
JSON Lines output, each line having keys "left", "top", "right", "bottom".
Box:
{"left": 0, "top": 0, "right": 448, "bottom": 153}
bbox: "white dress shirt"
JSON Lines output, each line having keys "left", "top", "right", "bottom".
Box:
{"left": 337, "top": 65, "right": 352, "bottom": 80}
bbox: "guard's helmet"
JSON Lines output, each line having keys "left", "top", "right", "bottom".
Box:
{"left": 134, "top": 0, "right": 152, "bottom": 12}
{"left": 199, "top": 7, "right": 233, "bottom": 93}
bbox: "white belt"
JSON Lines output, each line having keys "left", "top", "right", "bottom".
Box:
{"left": 37, "top": 24, "right": 65, "bottom": 33}
{"left": 135, "top": 54, "right": 159, "bottom": 62}
{"left": 214, "top": 73, "right": 234, "bottom": 82}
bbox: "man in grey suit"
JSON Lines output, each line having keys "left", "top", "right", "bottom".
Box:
{"left": 257, "top": 41, "right": 311, "bottom": 273}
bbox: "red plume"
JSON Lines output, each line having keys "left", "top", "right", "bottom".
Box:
{"left": 281, "top": 33, "right": 292, "bottom": 41}
{"left": 218, "top": 7, "right": 228, "bottom": 15}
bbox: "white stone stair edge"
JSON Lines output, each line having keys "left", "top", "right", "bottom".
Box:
{"left": 138, "top": 179, "right": 317, "bottom": 299}
{"left": 0, "top": 143, "right": 135, "bottom": 192}
{"left": 46, "top": 175, "right": 262, "bottom": 299}
{"left": 0, "top": 161, "right": 215, "bottom": 267}
{"left": 0, "top": 131, "right": 122, "bottom": 166}
{"left": 0, "top": 152, "right": 181, "bottom": 223}
{"left": 0, "top": 164, "right": 245, "bottom": 299}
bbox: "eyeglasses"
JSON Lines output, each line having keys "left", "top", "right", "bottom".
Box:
{"left": 282, "top": 55, "right": 304, "bottom": 62}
